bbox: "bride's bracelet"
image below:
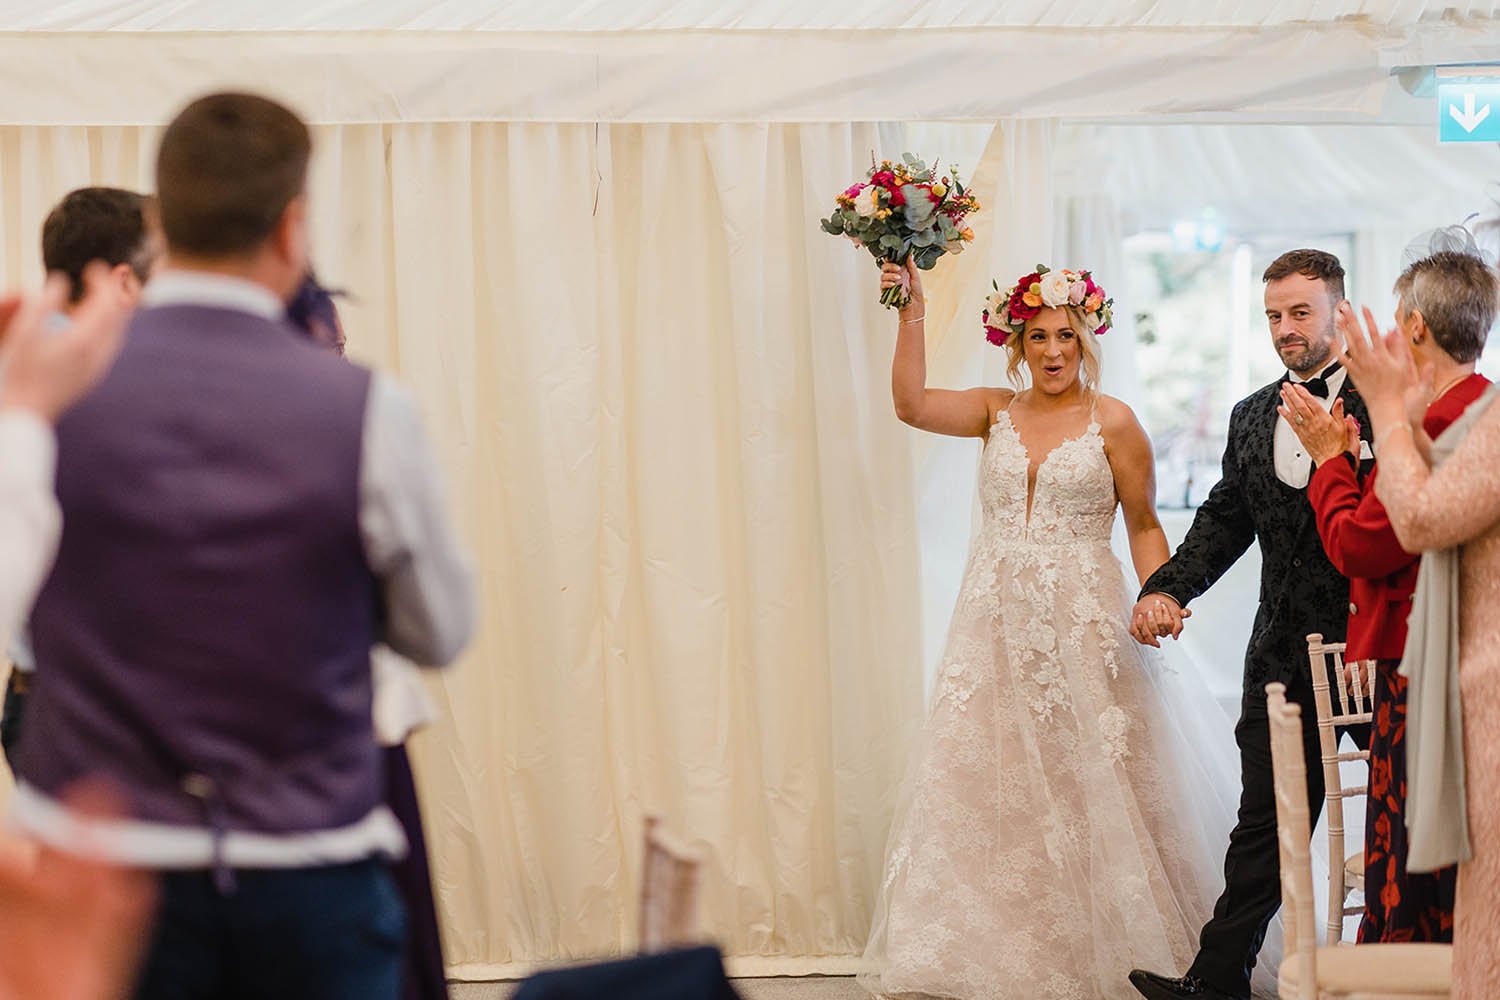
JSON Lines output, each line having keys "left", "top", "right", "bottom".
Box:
{"left": 1375, "top": 421, "right": 1414, "bottom": 452}
{"left": 899, "top": 313, "right": 925, "bottom": 326}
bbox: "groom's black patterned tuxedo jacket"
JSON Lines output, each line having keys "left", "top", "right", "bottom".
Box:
{"left": 1140, "top": 375, "right": 1374, "bottom": 697}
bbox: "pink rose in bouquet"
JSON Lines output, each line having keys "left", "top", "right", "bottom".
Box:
{"left": 820, "top": 153, "right": 982, "bottom": 309}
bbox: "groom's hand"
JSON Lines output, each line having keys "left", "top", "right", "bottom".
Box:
{"left": 1130, "top": 593, "right": 1190, "bottom": 648}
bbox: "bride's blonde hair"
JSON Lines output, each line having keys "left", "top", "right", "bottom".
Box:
{"left": 1003, "top": 306, "right": 1103, "bottom": 395}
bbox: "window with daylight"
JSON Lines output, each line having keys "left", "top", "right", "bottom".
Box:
{"left": 1125, "top": 230, "right": 1357, "bottom": 509}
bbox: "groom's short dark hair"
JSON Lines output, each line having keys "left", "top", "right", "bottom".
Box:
{"left": 1262, "top": 249, "right": 1345, "bottom": 303}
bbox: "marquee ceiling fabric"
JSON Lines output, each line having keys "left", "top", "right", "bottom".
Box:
{"left": 0, "top": 2, "right": 1496, "bottom": 124}
{"left": 6, "top": 2, "right": 1500, "bottom": 31}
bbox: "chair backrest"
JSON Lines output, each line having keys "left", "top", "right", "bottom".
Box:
{"left": 1305, "top": 633, "right": 1375, "bottom": 944}
{"left": 639, "top": 816, "right": 705, "bottom": 952}
{"left": 1268, "top": 682, "right": 1319, "bottom": 1000}
{"left": 1305, "top": 633, "right": 1376, "bottom": 730}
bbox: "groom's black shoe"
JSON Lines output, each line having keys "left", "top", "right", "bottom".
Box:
{"left": 1128, "top": 969, "right": 1245, "bottom": 1000}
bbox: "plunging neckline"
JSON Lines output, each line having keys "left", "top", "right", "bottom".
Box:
{"left": 992, "top": 409, "right": 1102, "bottom": 526}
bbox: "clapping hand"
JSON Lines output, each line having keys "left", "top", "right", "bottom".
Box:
{"left": 0, "top": 264, "right": 131, "bottom": 423}
{"left": 0, "top": 783, "right": 157, "bottom": 1000}
{"left": 1278, "top": 387, "right": 1360, "bottom": 466}
{"left": 1336, "top": 302, "right": 1419, "bottom": 429}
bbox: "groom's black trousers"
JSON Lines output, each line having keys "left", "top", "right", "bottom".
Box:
{"left": 1187, "top": 674, "right": 1369, "bottom": 998}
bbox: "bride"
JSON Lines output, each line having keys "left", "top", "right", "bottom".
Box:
{"left": 860, "top": 261, "right": 1265, "bottom": 999}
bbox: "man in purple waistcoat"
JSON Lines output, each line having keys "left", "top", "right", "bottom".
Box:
{"left": 11, "top": 92, "right": 475, "bottom": 1000}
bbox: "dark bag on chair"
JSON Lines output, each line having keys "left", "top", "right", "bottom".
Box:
{"left": 511, "top": 946, "right": 739, "bottom": 1000}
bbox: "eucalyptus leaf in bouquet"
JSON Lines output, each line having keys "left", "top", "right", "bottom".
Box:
{"left": 820, "top": 154, "right": 981, "bottom": 308}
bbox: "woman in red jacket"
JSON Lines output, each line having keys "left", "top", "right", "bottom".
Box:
{"left": 1279, "top": 246, "right": 1494, "bottom": 943}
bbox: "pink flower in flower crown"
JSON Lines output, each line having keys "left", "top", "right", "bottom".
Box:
{"left": 982, "top": 310, "right": 1009, "bottom": 346}
{"left": 1068, "top": 281, "right": 1087, "bottom": 306}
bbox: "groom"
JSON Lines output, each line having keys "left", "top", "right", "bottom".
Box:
{"left": 1127, "top": 249, "right": 1371, "bottom": 1000}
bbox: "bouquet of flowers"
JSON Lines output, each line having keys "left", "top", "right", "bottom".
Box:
{"left": 820, "top": 153, "right": 981, "bottom": 309}
{"left": 981, "top": 265, "right": 1113, "bottom": 346}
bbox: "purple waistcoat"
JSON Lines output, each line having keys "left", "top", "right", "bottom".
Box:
{"left": 18, "top": 304, "right": 380, "bottom": 836}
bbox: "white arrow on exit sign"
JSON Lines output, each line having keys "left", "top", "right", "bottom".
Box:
{"left": 1450, "top": 92, "right": 1493, "bottom": 133}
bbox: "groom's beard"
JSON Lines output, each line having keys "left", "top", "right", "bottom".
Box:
{"left": 1278, "top": 324, "right": 1336, "bottom": 376}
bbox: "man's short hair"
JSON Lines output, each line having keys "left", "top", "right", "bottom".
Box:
{"left": 1262, "top": 249, "right": 1346, "bottom": 303}
{"left": 155, "top": 92, "right": 311, "bottom": 258}
{"left": 41, "top": 187, "right": 152, "bottom": 303}
{"left": 1394, "top": 251, "right": 1500, "bottom": 364}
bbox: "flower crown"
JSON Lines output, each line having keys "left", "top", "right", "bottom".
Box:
{"left": 981, "top": 265, "right": 1114, "bottom": 346}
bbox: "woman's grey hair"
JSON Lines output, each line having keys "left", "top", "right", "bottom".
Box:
{"left": 1393, "top": 244, "right": 1500, "bottom": 364}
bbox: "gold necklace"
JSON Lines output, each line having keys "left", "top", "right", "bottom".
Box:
{"left": 1432, "top": 372, "right": 1473, "bottom": 401}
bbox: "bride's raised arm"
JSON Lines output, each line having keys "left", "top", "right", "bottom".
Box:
{"left": 1099, "top": 397, "right": 1172, "bottom": 586}
{"left": 885, "top": 260, "right": 1004, "bottom": 437}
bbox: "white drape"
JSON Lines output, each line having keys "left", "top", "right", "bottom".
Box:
{"left": 1, "top": 119, "right": 1061, "bottom": 977}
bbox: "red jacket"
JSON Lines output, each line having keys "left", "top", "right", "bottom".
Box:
{"left": 1307, "top": 374, "right": 1491, "bottom": 661}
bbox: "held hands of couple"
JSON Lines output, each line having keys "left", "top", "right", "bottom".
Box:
{"left": 1129, "top": 593, "right": 1191, "bottom": 648}
{"left": 1278, "top": 386, "right": 1360, "bottom": 466}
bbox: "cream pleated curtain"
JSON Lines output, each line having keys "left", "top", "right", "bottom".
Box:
{"left": 0, "top": 119, "right": 1052, "bottom": 976}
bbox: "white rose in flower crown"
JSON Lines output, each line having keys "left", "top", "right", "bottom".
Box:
{"left": 1084, "top": 309, "right": 1104, "bottom": 332}
{"left": 1038, "top": 271, "right": 1072, "bottom": 308}
{"left": 853, "top": 187, "right": 880, "bottom": 218}
{"left": 984, "top": 291, "right": 1008, "bottom": 318}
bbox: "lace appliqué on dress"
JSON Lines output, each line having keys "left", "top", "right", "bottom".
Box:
{"left": 1099, "top": 705, "right": 1132, "bottom": 764}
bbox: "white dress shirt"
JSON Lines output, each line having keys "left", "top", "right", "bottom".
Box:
{"left": 0, "top": 412, "right": 59, "bottom": 657}
{"left": 1273, "top": 365, "right": 1348, "bottom": 489}
{"left": 12, "top": 271, "right": 475, "bottom": 867}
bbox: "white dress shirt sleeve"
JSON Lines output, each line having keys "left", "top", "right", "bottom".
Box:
{"left": 371, "top": 644, "right": 439, "bottom": 746}
{"left": 359, "top": 374, "right": 476, "bottom": 667}
{"left": 0, "top": 410, "right": 60, "bottom": 651}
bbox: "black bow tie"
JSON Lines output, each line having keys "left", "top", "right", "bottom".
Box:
{"left": 1292, "top": 362, "right": 1342, "bottom": 399}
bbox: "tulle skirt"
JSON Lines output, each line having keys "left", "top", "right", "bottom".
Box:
{"left": 860, "top": 537, "right": 1279, "bottom": 999}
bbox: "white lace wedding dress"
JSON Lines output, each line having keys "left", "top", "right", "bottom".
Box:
{"left": 860, "top": 405, "right": 1274, "bottom": 1000}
